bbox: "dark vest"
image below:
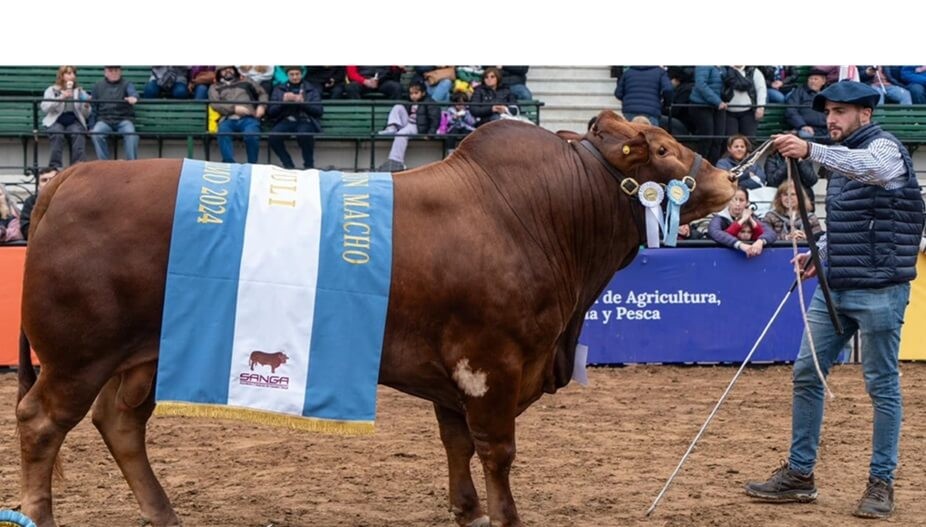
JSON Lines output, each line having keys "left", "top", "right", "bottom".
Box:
{"left": 92, "top": 78, "right": 135, "bottom": 124}
{"left": 825, "top": 123, "right": 925, "bottom": 289}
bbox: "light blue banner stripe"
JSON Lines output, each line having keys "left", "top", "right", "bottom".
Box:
{"left": 157, "top": 161, "right": 252, "bottom": 404}
{"left": 304, "top": 171, "right": 394, "bottom": 421}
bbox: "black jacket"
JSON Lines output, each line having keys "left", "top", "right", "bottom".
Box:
{"left": 268, "top": 81, "right": 323, "bottom": 126}
{"left": 409, "top": 96, "right": 441, "bottom": 134}
{"left": 470, "top": 85, "right": 517, "bottom": 122}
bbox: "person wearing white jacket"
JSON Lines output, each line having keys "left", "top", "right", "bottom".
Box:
{"left": 40, "top": 66, "right": 91, "bottom": 168}
{"left": 722, "top": 65, "right": 766, "bottom": 138}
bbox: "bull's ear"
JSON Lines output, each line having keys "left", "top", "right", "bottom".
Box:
{"left": 594, "top": 110, "right": 639, "bottom": 140}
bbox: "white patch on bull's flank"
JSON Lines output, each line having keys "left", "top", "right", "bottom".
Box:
{"left": 453, "top": 359, "right": 489, "bottom": 397}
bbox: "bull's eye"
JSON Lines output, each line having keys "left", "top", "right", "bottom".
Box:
{"left": 658, "top": 146, "right": 668, "bottom": 157}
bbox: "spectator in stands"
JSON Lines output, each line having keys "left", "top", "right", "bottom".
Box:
{"left": 708, "top": 187, "right": 776, "bottom": 257}
{"left": 899, "top": 66, "right": 926, "bottom": 104}
{"left": 413, "top": 66, "right": 454, "bottom": 103}
{"left": 470, "top": 67, "right": 518, "bottom": 127}
{"left": 345, "top": 66, "right": 402, "bottom": 100}
{"left": 764, "top": 142, "right": 819, "bottom": 209}
{"left": 716, "top": 134, "right": 767, "bottom": 189}
{"left": 20, "top": 167, "right": 57, "bottom": 241}
{"left": 762, "top": 180, "right": 823, "bottom": 242}
{"left": 437, "top": 92, "right": 476, "bottom": 137}
{"left": 189, "top": 66, "right": 215, "bottom": 100}
{"left": 722, "top": 66, "right": 766, "bottom": 138}
{"left": 0, "top": 184, "right": 23, "bottom": 243}
{"left": 761, "top": 66, "right": 797, "bottom": 103}
{"left": 785, "top": 68, "right": 829, "bottom": 141}
{"left": 498, "top": 66, "right": 532, "bottom": 101}
{"left": 376, "top": 79, "right": 441, "bottom": 172}
{"left": 41, "top": 65, "right": 91, "bottom": 169}
{"left": 267, "top": 66, "right": 323, "bottom": 170}
{"left": 814, "top": 65, "right": 860, "bottom": 85}
{"left": 689, "top": 66, "right": 728, "bottom": 164}
{"left": 89, "top": 66, "right": 139, "bottom": 161}
{"left": 142, "top": 67, "right": 190, "bottom": 99}
{"left": 860, "top": 66, "right": 912, "bottom": 105}
{"left": 614, "top": 66, "right": 673, "bottom": 126}
{"left": 237, "top": 65, "right": 274, "bottom": 95}
{"left": 209, "top": 66, "right": 267, "bottom": 164}
{"left": 271, "top": 66, "right": 303, "bottom": 89}
{"left": 664, "top": 66, "right": 696, "bottom": 136}
{"left": 746, "top": 81, "right": 925, "bottom": 520}
{"left": 305, "top": 66, "right": 346, "bottom": 100}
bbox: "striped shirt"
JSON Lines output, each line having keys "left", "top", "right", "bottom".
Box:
{"left": 808, "top": 138, "right": 907, "bottom": 190}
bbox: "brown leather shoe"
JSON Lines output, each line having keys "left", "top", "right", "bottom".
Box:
{"left": 853, "top": 476, "right": 894, "bottom": 519}
{"left": 744, "top": 461, "right": 818, "bottom": 503}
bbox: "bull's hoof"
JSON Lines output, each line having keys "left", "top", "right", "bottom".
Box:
{"left": 464, "top": 515, "right": 489, "bottom": 527}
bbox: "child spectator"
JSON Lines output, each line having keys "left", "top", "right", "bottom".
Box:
{"left": 41, "top": 66, "right": 91, "bottom": 169}
{"left": 376, "top": 79, "right": 440, "bottom": 172}
{"left": 438, "top": 92, "right": 476, "bottom": 137}
{"left": 708, "top": 188, "right": 776, "bottom": 258}
{"left": 716, "top": 134, "right": 767, "bottom": 189}
{"left": 762, "top": 180, "right": 824, "bottom": 242}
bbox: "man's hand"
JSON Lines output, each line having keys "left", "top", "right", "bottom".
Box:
{"left": 124, "top": 96, "right": 138, "bottom": 105}
{"left": 755, "top": 107, "right": 765, "bottom": 120}
{"left": 234, "top": 105, "right": 251, "bottom": 116}
{"left": 773, "top": 133, "right": 809, "bottom": 159}
{"left": 791, "top": 252, "right": 817, "bottom": 280}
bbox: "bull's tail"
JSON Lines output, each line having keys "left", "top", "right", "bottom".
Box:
{"left": 17, "top": 328, "right": 36, "bottom": 403}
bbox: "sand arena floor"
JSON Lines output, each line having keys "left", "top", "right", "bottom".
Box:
{"left": 2, "top": 364, "right": 926, "bottom": 526}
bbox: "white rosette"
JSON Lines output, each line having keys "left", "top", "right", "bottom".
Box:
{"left": 637, "top": 181, "right": 665, "bottom": 248}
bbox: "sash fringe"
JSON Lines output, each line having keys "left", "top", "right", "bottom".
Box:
{"left": 154, "top": 402, "right": 374, "bottom": 435}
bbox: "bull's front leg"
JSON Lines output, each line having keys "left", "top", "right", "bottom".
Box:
{"left": 434, "top": 404, "right": 488, "bottom": 527}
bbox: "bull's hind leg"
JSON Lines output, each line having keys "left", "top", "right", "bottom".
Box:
{"left": 434, "top": 404, "right": 489, "bottom": 527}
{"left": 461, "top": 368, "right": 522, "bottom": 527}
{"left": 17, "top": 369, "right": 106, "bottom": 527}
{"left": 91, "top": 363, "right": 180, "bottom": 527}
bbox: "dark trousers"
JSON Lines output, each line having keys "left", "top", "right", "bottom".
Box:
{"left": 725, "top": 110, "right": 757, "bottom": 138}
{"left": 268, "top": 119, "right": 321, "bottom": 169}
{"left": 47, "top": 121, "right": 87, "bottom": 168}
{"left": 690, "top": 105, "right": 726, "bottom": 164}
{"left": 345, "top": 80, "right": 402, "bottom": 100}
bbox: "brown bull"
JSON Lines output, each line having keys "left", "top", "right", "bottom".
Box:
{"left": 249, "top": 351, "right": 288, "bottom": 373}
{"left": 16, "top": 110, "right": 736, "bottom": 527}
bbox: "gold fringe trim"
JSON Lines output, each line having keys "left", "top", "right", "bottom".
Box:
{"left": 154, "top": 402, "right": 374, "bottom": 435}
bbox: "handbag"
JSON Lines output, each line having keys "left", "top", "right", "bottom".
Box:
{"left": 3, "top": 216, "right": 23, "bottom": 243}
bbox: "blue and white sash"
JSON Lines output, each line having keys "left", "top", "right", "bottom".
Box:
{"left": 156, "top": 160, "right": 393, "bottom": 434}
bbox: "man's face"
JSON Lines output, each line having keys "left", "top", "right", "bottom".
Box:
{"left": 104, "top": 67, "right": 122, "bottom": 82}
{"left": 825, "top": 101, "right": 871, "bottom": 142}
{"left": 807, "top": 74, "right": 826, "bottom": 93}
{"left": 287, "top": 69, "right": 302, "bottom": 84}
{"left": 38, "top": 170, "right": 57, "bottom": 191}
{"left": 221, "top": 67, "right": 237, "bottom": 81}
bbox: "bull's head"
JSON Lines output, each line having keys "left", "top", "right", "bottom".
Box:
{"left": 585, "top": 110, "right": 736, "bottom": 223}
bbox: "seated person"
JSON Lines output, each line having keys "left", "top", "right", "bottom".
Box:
{"left": 0, "top": 184, "right": 23, "bottom": 243}
{"left": 763, "top": 181, "right": 824, "bottom": 242}
{"left": 376, "top": 80, "right": 441, "bottom": 172}
{"left": 345, "top": 66, "right": 402, "bottom": 100}
{"left": 142, "top": 67, "right": 190, "bottom": 99}
{"left": 470, "top": 67, "right": 518, "bottom": 127}
{"left": 715, "top": 134, "right": 766, "bottom": 189}
{"left": 21, "top": 167, "right": 58, "bottom": 240}
{"left": 708, "top": 188, "right": 776, "bottom": 258}
{"left": 785, "top": 68, "right": 829, "bottom": 140}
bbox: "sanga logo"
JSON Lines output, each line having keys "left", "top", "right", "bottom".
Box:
{"left": 240, "top": 350, "right": 290, "bottom": 389}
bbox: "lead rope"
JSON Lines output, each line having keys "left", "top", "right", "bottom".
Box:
{"left": 786, "top": 161, "right": 835, "bottom": 400}
{"left": 728, "top": 139, "right": 774, "bottom": 184}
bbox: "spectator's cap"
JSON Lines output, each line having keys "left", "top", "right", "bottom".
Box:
{"left": 283, "top": 66, "right": 303, "bottom": 73}
{"left": 807, "top": 67, "right": 828, "bottom": 78}
{"left": 812, "top": 81, "right": 880, "bottom": 111}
